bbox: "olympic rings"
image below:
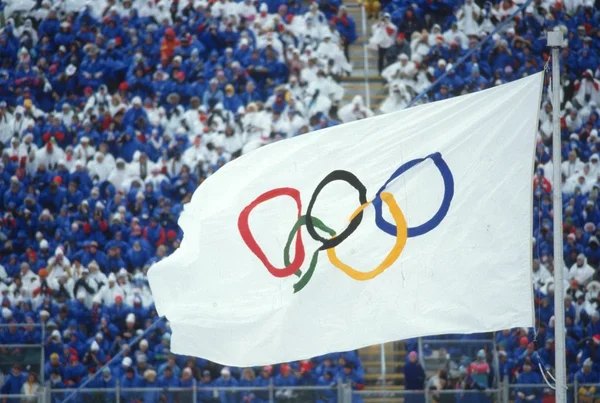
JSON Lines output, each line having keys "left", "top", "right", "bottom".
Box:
{"left": 283, "top": 216, "right": 336, "bottom": 293}
{"left": 237, "top": 187, "right": 305, "bottom": 278}
{"left": 304, "top": 170, "right": 367, "bottom": 252}
{"left": 327, "top": 192, "right": 408, "bottom": 281}
{"left": 373, "top": 152, "right": 454, "bottom": 237}
{"left": 237, "top": 153, "right": 454, "bottom": 293}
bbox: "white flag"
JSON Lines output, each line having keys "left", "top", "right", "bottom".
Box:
{"left": 149, "top": 73, "right": 542, "bottom": 366}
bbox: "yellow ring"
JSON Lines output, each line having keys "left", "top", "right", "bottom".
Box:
{"left": 326, "top": 192, "right": 408, "bottom": 281}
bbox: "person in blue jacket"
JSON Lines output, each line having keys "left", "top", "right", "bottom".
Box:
{"left": 514, "top": 360, "right": 542, "bottom": 403}
{"left": 404, "top": 351, "right": 426, "bottom": 403}
{"left": 142, "top": 369, "right": 161, "bottom": 403}
{"left": 92, "top": 367, "right": 117, "bottom": 403}
{"left": 158, "top": 366, "right": 180, "bottom": 403}
{"left": 316, "top": 370, "right": 337, "bottom": 403}
{"left": 274, "top": 363, "right": 297, "bottom": 399}
{"left": 120, "top": 366, "right": 143, "bottom": 403}
{"left": 222, "top": 85, "right": 243, "bottom": 113}
{"left": 1, "top": 363, "right": 27, "bottom": 401}
{"left": 334, "top": 6, "right": 357, "bottom": 60}
{"left": 337, "top": 363, "right": 364, "bottom": 403}
{"left": 253, "top": 366, "right": 272, "bottom": 403}
{"left": 197, "top": 369, "right": 218, "bottom": 403}
{"left": 214, "top": 367, "right": 238, "bottom": 403}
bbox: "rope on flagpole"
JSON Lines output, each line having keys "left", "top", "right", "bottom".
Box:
{"left": 62, "top": 316, "right": 167, "bottom": 403}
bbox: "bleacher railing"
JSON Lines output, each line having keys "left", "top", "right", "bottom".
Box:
{"left": 418, "top": 337, "right": 501, "bottom": 387}
{"left": 0, "top": 323, "right": 45, "bottom": 383}
{"left": 4, "top": 379, "right": 596, "bottom": 403}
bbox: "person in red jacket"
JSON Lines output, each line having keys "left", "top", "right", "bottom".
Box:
{"left": 533, "top": 168, "right": 552, "bottom": 194}
{"left": 160, "top": 28, "right": 181, "bottom": 61}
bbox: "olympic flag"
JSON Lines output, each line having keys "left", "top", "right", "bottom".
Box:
{"left": 149, "top": 73, "right": 542, "bottom": 366}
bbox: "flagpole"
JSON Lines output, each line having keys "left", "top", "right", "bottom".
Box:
{"left": 548, "top": 28, "right": 566, "bottom": 403}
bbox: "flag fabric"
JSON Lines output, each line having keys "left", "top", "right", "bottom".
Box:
{"left": 148, "top": 73, "right": 542, "bottom": 367}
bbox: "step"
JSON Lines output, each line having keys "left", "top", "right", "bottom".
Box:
{"left": 366, "top": 385, "right": 406, "bottom": 390}
{"left": 360, "top": 342, "right": 403, "bottom": 352}
{"left": 342, "top": 82, "right": 386, "bottom": 89}
{"left": 343, "top": 93, "right": 387, "bottom": 102}
{"left": 365, "top": 373, "right": 405, "bottom": 381}
{"left": 347, "top": 69, "right": 382, "bottom": 77}
{"left": 348, "top": 54, "right": 371, "bottom": 61}
{"left": 362, "top": 360, "right": 405, "bottom": 367}
{"left": 342, "top": 75, "right": 383, "bottom": 83}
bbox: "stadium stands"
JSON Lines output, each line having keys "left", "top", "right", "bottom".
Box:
{"left": 0, "top": 0, "right": 598, "bottom": 400}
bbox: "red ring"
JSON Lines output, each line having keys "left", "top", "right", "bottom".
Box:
{"left": 237, "top": 188, "right": 305, "bottom": 278}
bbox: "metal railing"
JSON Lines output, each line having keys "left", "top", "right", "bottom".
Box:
{"left": 418, "top": 337, "right": 500, "bottom": 386}
{"left": 0, "top": 323, "right": 45, "bottom": 383}
{"left": 6, "top": 379, "right": 600, "bottom": 403}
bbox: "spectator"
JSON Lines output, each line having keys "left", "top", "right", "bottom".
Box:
{"left": 20, "top": 372, "right": 40, "bottom": 402}
{"left": 514, "top": 360, "right": 542, "bottom": 403}
{"left": 404, "top": 351, "right": 426, "bottom": 403}
{"left": 467, "top": 350, "right": 489, "bottom": 389}
{"left": 0, "top": 364, "right": 26, "bottom": 398}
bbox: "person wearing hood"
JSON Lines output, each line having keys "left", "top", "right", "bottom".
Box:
{"left": 214, "top": 367, "right": 239, "bottom": 403}
{"left": 108, "top": 158, "right": 129, "bottom": 193}
{"left": 569, "top": 253, "right": 595, "bottom": 285}
{"left": 83, "top": 341, "right": 108, "bottom": 375}
{"left": 64, "top": 354, "right": 87, "bottom": 387}
{"left": 380, "top": 81, "right": 412, "bottom": 115}
{"left": 35, "top": 140, "right": 65, "bottom": 171}
{"left": 337, "top": 95, "right": 374, "bottom": 123}
{"left": 87, "top": 152, "right": 113, "bottom": 183}
{"left": 72, "top": 268, "right": 97, "bottom": 308}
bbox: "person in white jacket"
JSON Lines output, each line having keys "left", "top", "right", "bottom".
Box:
{"left": 443, "top": 22, "right": 470, "bottom": 49}
{"left": 574, "top": 70, "right": 600, "bottom": 108}
{"left": 380, "top": 82, "right": 412, "bottom": 114}
{"left": 315, "top": 33, "right": 352, "bottom": 76}
{"left": 569, "top": 254, "right": 595, "bottom": 285}
{"left": 382, "top": 53, "right": 418, "bottom": 90}
{"left": 562, "top": 151, "right": 585, "bottom": 178}
{"left": 87, "top": 152, "right": 113, "bottom": 183}
{"left": 127, "top": 151, "right": 154, "bottom": 184}
{"left": 183, "top": 135, "right": 210, "bottom": 167}
{"left": 304, "top": 86, "right": 332, "bottom": 118}
{"left": 73, "top": 137, "right": 96, "bottom": 163}
{"left": 338, "top": 96, "right": 374, "bottom": 123}
{"left": 108, "top": 158, "right": 130, "bottom": 193}
{"left": 457, "top": 0, "right": 482, "bottom": 36}
{"left": 11, "top": 107, "right": 35, "bottom": 138}
{"left": 238, "top": 0, "right": 257, "bottom": 21}
{"left": 369, "top": 13, "right": 397, "bottom": 73}
{"left": 35, "top": 141, "right": 65, "bottom": 171}
{"left": 101, "top": 273, "right": 124, "bottom": 307}
{"left": 410, "top": 31, "right": 431, "bottom": 63}
{"left": 0, "top": 102, "right": 14, "bottom": 145}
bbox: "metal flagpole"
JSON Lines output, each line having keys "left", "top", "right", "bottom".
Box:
{"left": 548, "top": 27, "right": 566, "bottom": 403}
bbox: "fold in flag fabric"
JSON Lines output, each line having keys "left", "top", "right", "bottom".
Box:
{"left": 148, "top": 73, "right": 542, "bottom": 367}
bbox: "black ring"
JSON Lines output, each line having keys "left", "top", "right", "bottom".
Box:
{"left": 305, "top": 170, "right": 368, "bottom": 251}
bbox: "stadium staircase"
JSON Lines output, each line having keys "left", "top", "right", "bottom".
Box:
{"left": 359, "top": 342, "right": 407, "bottom": 403}
{"left": 341, "top": 4, "right": 387, "bottom": 113}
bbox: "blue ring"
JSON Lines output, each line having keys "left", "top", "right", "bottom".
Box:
{"left": 372, "top": 152, "right": 454, "bottom": 237}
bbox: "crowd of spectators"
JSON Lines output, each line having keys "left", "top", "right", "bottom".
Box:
{"left": 0, "top": 0, "right": 599, "bottom": 398}
{"left": 369, "top": 0, "right": 600, "bottom": 114}
{"left": 0, "top": 0, "right": 372, "bottom": 400}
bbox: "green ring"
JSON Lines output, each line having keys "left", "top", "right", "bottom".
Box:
{"left": 284, "top": 215, "right": 336, "bottom": 293}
